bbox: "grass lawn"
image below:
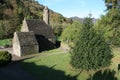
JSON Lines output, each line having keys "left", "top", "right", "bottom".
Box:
{"left": 22, "top": 48, "right": 120, "bottom": 80}
{"left": 0, "top": 39, "right": 12, "bottom": 46}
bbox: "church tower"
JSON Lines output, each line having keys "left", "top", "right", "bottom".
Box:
{"left": 43, "top": 6, "right": 49, "bottom": 25}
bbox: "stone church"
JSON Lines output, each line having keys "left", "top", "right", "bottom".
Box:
{"left": 13, "top": 6, "right": 56, "bottom": 57}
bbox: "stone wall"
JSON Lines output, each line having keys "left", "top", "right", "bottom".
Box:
{"left": 13, "top": 32, "right": 39, "bottom": 57}
{"left": 21, "top": 45, "right": 39, "bottom": 56}
{"left": 13, "top": 32, "right": 21, "bottom": 56}
{"left": 60, "top": 42, "right": 70, "bottom": 51}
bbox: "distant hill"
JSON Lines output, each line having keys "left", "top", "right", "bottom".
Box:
{"left": 0, "top": 0, "right": 72, "bottom": 39}
{"left": 70, "top": 16, "right": 84, "bottom": 22}
{"left": 70, "top": 16, "right": 98, "bottom": 23}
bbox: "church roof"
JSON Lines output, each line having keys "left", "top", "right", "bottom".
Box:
{"left": 16, "top": 32, "right": 38, "bottom": 47}
{"left": 25, "top": 19, "right": 55, "bottom": 38}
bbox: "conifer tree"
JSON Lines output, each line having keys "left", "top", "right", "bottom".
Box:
{"left": 70, "top": 17, "right": 113, "bottom": 71}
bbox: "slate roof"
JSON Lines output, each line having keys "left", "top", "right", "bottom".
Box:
{"left": 16, "top": 32, "right": 38, "bottom": 47}
{"left": 25, "top": 19, "right": 55, "bottom": 38}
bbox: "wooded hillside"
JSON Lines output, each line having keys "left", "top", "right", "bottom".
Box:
{"left": 0, "top": 0, "right": 72, "bottom": 39}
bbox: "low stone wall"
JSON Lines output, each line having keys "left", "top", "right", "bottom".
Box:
{"left": 60, "top": 42, "right": 70, "bottom": 51}
{"left": 0, "top": 48, "right": 13, "bottom": 54}
{"left": 0, "top": 45, "right": 12, "bottom": 49}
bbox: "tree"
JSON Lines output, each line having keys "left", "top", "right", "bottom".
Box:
{"left": 0, "top": 21, "right": 4, "bottom": 38}
{"left": 104, "top": 0, "right": 120, "bottom": 10}
{"left": 53, "top": 24, "right": 63, "bottom": 37}
{"left": 70, "top": 17, "right": 112, "bottom": 71}
{"left": 61, "top": 21, "right": 82, "bottom": 46}
{"left": 95, "top": 9, "right": 120, "bottom": 46}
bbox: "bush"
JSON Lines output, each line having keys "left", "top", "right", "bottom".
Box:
{"left": 0, "top": 51, "right": 12, "bottom": 66}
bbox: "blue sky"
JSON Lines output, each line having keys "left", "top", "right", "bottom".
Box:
{"left": 37, "top": 0, "right": 106, "bottom": 18}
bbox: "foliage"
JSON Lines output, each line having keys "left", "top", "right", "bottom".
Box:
{"left": 95, "top": 9, "right": 120, "bottom": 46}
{"left": 104, "top": 0, "right": 120, "bottom": 10}
{"left": 50, "top": 13, "right": 72, "bottom": 37}
{"left": 0, "top": 39, "right": 12, "bottom": 46}
{"left": 53, "top": 24, "right": 63, "bottom": 37}
{"left": 70, "top": 17, "right": 112, "bottom": 71}
{"left": 87, "top": 69, "right": 117, "bottom": 80}
{"left": 0, "top": 51, "right": 12, "bottom": 66}
{"left": 0, "top": 19, "right": 20, "bottom": 38}
{"left": 61, "top": 21, "right": 82, "bottom": 46}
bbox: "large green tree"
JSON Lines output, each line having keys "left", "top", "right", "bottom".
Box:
{"left": 61, "top": 21, "right": 82, "bottom": 46}
{"left": 105, "top": 0, "right": 120, "bottom": 10}
{"left": 70, "top": 17, "right": 112, "bottom": 71}
{"left": 95, "top": 9, "right": 120, "bottom": 46}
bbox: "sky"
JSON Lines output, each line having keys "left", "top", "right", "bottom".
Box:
{"left": 37, "top": 0, "right": 106, "bottom": 18}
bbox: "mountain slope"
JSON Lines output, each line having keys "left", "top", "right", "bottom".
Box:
{"left": 70, "top": 16, "right": 98, "bottom": 23}
{"left": 0, "top": 0, "right": 72, "bottom": 39}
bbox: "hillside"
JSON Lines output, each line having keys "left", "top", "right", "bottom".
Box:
{"left": 71, "top": 16, "right": 98, "bottom": 23}
{"left": 0, "top": 0, "right": 72, "bottom": 39}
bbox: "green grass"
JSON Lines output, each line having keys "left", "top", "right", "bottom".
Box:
{"left": 0, "top": 39, "right": 12, "bottom": 46}
{"left": 22, "top": 48, "right": 120, "bottom": 80}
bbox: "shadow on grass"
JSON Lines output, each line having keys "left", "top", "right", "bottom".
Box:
{"left": 87, "top": 69, "right": 117, "bottom": 80}
{"left": 22, "top": 62, "right": 78, "bottom": 80}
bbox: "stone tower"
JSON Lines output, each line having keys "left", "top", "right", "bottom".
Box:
{"left": 43, "top": 6, "right": 49, "bottom": 25}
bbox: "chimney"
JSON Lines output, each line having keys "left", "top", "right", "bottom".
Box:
{"left": 43, "top": 6, "right": 49, "bottom": 25}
